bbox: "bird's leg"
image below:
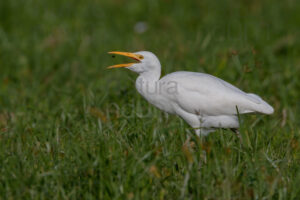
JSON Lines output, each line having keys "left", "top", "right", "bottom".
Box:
{"left": 184, "top": 135, "right": 191, "bottom": 146}
{"left": 194, "top": 127, "right": 214, "bottom": 137}
{"left": 193, "top": 128, "right": 205, "bottom": 137}
{"left": 193, "top": 110, "right": 214, "bottom": 136}
{"left": 230, "top": 128, "right": 242, "bottom": 144}
{"left": 194, "top": 128, "right": 201, "bottom": 137}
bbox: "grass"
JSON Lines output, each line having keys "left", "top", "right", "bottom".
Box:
{"left": 0, "top": 0, "right": 300, "bottom": 199}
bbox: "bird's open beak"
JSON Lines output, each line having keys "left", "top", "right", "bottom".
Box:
{"left": 107, "top": 51, "right": 144, "bottom": 69}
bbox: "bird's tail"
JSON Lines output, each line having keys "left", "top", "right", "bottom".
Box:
{"left": 247, "top": 93, "right": 274, "bottom": 114}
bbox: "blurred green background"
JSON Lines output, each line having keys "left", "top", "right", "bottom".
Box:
{"left": 0, "top": 0, "right": 300, "bottom": 199}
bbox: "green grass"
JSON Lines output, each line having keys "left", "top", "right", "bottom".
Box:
{"left": 1, "top": 0, "right": 300, "bottom": 199}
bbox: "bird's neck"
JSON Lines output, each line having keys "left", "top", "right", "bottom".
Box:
{"left": 135, "top": 71, "right": 161, "bottom": 98}
{"left": 140, "top": 70, "right": 161, "bottom": 82}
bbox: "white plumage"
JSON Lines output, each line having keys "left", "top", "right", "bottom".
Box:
{"left": 108, "top": 51, "right": 274, "bottom": 136}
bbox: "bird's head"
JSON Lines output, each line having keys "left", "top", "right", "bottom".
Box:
{"left": 107, "top": 51, "right": 161, "bottom": 75}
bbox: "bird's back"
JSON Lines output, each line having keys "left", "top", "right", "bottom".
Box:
{"left": 159, "top": 71, "right": 274, "bottom": 116}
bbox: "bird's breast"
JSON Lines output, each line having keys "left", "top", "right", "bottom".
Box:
{"left": 135, "top": 77, "right": 176, "bottom": 114}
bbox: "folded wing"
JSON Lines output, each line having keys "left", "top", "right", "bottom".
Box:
{"left": 161, "top": 71, "right": 274, "bottom": 116}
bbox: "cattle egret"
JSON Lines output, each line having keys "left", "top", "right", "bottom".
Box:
{"left": 107, "top": 51, "right": 274, "bottom": 136}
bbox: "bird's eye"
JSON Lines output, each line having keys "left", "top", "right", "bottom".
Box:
{"left": 139, "top": 55, "right": 144, "bottom": 59}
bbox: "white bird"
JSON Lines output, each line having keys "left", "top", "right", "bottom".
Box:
{"left": 107, "top": 51, "right": 274, "bottom": 136}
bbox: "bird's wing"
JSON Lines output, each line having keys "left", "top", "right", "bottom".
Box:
{"left": 160, "top": 71, "right": 273, "bottom": 116}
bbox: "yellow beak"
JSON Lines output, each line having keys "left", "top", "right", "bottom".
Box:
{"left": 107, "top": 51, "right": 144, "bottom": 69}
